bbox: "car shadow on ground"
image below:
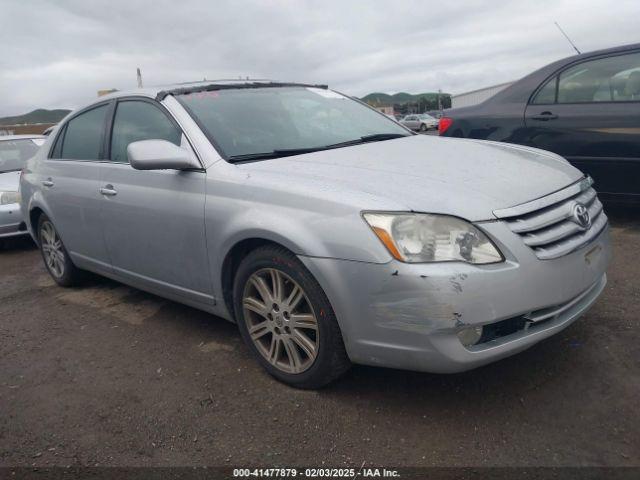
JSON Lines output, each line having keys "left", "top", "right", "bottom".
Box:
{"left": 59, "top": 271, "right": 556, "bottom": 403}
{"left": 0, "top": 235, "right": 37, "bottom": 252}
{"left": 144, "top": 277, "right": 584, "bottom": 404}
{"left": 325, "top": 334, "right": 573, "bottom": 400}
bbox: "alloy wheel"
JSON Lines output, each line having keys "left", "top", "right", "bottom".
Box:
{"left": 40, "top": 220, "right": 65, "bottom": 278}
{"left": 242, "top": 268, "right": 319, "bottom": 374}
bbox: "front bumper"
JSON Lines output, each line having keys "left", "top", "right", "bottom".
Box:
{"left": 0, "top": 203, "right": 29, "bottom": 239}
{"left": 299, "top": 223, "right": 611, "bottom": 373}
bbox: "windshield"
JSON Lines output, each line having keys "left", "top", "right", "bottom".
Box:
{"left": 0, "top": 139, "right": 41, "bottom": 173}
{"left": 177, "top": 86, "right": 410, "bottom": 160}
{"left": 418, "top": 114, "right": 435, "bottom": 120}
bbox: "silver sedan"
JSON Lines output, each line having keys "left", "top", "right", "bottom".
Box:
{"left": 400, "top": 113, "right": 439, "bottom": 131}
{"left": 20, "top": 82, "right": 611, "bottom": 388}
{"left": 0, "top": 135, "right": 44, "bottom": 245}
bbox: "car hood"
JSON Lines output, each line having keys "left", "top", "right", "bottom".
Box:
{"left": 0, "top": 171, "right": 20, "bottom": 191}
{"left": 238, "top": 135, "right": 583, "bottom": 221}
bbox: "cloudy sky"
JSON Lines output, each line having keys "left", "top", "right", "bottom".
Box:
{"left": 1, "top": 0, "right": 638, "bottom": 117}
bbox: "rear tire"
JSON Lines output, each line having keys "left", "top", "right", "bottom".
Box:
{"left": 233, "top": 245, "right": 351, "bottom": 389}
{"left": 37, "top": 214, "right": 84, "bottom": 287}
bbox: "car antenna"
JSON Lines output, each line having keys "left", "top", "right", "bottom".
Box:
{"left": 554, "top": 21, "right": 581, "bottom": 55}
{"left": 137, "top": 67, "right": 144, "bottom": 88}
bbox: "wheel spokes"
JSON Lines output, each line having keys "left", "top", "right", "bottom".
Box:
{"left": 268, "top": 335, "right": 281, "bottom": 363}
{"left": 41, "top": 222, "right": 65, "bottom": 278}
{"left": 282, "top": 337, "right": 303, "bottom": 372}
{"left": 243, "top": 268, "right": 320, "bottom": 374}
{"left": 249, "top": 320, "right": 270, "bottom": 341}
{"left": 243, "top": 296, "right": 269, "bottom": 318}
{"left": 291, "top": 329, "right": 316, "bottom": 358}
{"left": 270, "top": 269, "right": 284, "bottom": 303}
{"left": 250, "top": 275, "right": 273, "bottom": 305}
{"left": 290, "top": 313, "right": 317, "bottom": 330}
{"left": 285, "top": 284, "right": 304, "bottom": 311}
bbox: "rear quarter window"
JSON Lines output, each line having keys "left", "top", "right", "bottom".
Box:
{"left": 532, "top": 77, "right": 557, "bottom": 104}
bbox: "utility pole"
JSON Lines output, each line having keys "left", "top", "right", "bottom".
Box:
{"left": 137, "top": 68, "right": 143, "bottom": 88}
{"left": 437, "top": 89, "right": 442, "bottom": 112}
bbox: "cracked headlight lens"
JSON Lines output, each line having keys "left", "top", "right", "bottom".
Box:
{"left": 0, "top": 191, "right": 20, "bottom": 205}
{"left": 363, "top": 212, "right": 503, "bottom": 264}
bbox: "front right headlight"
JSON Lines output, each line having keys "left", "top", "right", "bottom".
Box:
{"left": 0, "top": 191, "right": 20, "bottom": 205}
{"left": 363, "top": 212, "right": 503, "bottom": 264}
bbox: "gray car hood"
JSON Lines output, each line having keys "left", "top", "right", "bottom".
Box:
{"left": 0, "top": 171, "right": 20, "bottom": 191}
{"left": 239, "top": 135, "right": 583, "bottom": 221}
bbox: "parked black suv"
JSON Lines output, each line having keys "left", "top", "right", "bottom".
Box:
{"left": 440, "top": 43, "right": 640, "bottom": 204}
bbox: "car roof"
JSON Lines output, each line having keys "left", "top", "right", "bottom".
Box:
{"left": 0, "top": 134, "right": 46, "bottom": 141}
{"left": 455, "top": 42, "right": 640, "bottom": 110}
{"left": 97, "top": 79, "right": 328, "bottom": 102}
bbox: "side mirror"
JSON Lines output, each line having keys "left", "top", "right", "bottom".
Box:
{"left": 127, "top": 139, "right": 200, "bottom": 170}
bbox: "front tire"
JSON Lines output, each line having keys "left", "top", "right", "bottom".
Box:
{"left": 37, "top": 214, "right": 84, "bottom": 287}
{"left": 233, "top": 245, "right": 350, "bottom": 388}
{"left": 419, "top": 123, "right": 427, "bottom": 132}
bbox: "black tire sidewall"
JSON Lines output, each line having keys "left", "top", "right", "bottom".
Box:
{"left": 233, "top": 246, "right": 348, "bottom": 388}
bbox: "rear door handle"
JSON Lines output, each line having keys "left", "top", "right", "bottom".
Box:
{"left": 531, "top": 112, "right": 558, "bottom": 121}
{"left": 99, "top": 185, "right": 118, "bottom": 196}
{"left": 42, "top": 178, "right": 54, "bottom": 187}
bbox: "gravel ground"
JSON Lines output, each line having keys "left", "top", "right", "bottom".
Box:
{"left": 0, "top": 208, "right": 638, "bottom": 468}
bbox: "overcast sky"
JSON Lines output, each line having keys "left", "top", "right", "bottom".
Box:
{"left": 1, "top": 0, "right": 638, "bottom": 117}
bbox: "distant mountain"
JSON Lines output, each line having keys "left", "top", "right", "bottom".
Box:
{"left": 0, "top": 109, "right": 71, "bottom": 126}
{"left": 361, "top": 92, "right": 450, "bottom": 106}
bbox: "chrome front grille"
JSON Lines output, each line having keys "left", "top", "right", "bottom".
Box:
{"left": 494, "top": 178, "right": 608, "bottom": 260}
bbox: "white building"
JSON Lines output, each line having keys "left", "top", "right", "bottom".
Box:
{"left": 451, "top": 82, "right": 514, "bottom": 109}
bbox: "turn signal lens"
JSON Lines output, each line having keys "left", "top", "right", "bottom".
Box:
{"left": 371, "top": 226, "right": 404, "bottom": 261}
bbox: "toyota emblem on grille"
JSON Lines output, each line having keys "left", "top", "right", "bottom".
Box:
{"left": 572, "top": 203, "right": 591, "bottom": 230}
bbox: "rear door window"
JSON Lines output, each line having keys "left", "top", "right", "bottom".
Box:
{"left": 557, "top": 51, "right": 640, "bottom": 103}
{"left": 60, "top": 104, "right": 109, "bottom": 160}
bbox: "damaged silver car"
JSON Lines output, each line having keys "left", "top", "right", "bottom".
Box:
{"left": 20, "top": 81, "right": 611, "bottom": 388}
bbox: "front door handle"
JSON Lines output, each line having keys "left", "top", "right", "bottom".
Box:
{"left": 42, "top": 178, "right": 54, "bottom": 187}
{"left": 531, "top": 111, "right": 558, "bottom": 121}
{"left": 99, "top": 185, "right": 118, "bottom": 196}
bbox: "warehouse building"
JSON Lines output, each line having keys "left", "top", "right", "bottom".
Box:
{"left": 451, "top": 81, "right": 514, "bottom": 108}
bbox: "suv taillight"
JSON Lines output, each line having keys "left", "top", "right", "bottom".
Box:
{"left": 438, "top": 117, "right": 453, "bottom": 135}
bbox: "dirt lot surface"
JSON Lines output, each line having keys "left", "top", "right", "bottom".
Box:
{"left": 0, "top": 209, "right": 638, "bottom": 468}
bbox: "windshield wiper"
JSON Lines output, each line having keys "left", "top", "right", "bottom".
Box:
{"left": 227, "top": 132, "right": 412, "bottom": 163}
{"left": 358, "top": 132, "right": 412, "bottom": 142}
{"left": 228, "top": 147, "right": 326, "bottom": 163}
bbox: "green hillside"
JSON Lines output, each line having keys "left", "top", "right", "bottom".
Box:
{"left": 361, "top": 92, "right": 450, "bottom": 106}
{"left": 0, "top": 109, "right": 71, "bottom": 126}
